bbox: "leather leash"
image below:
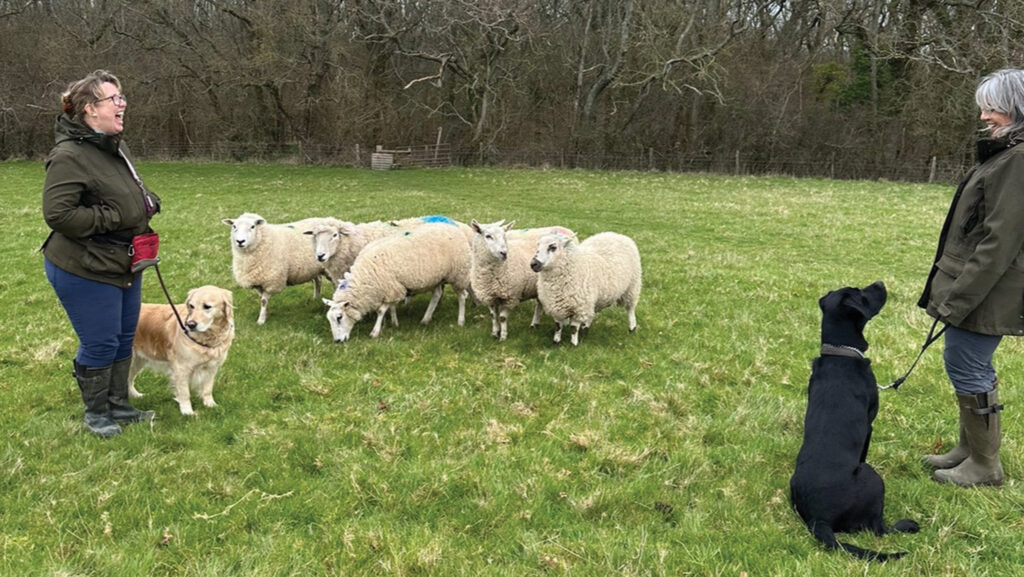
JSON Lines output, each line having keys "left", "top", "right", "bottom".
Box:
{"left": 878, "top": 317, "right": 946, "bottom": 391}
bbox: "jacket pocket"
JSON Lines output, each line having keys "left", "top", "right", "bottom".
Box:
{"left": 82, "top": 237, "right": 132, "bottom": 275}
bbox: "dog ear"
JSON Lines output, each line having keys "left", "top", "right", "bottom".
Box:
{"left": 222, "top": 289, "right": 234, "bottom": 321}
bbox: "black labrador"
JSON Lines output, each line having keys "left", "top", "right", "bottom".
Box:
{"left": 790, "top": 281, "right": 919, "bottom": 561}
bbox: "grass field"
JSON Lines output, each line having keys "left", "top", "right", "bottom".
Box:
{"left": 2, "top": 161, "right": 1023, "bottom": 576}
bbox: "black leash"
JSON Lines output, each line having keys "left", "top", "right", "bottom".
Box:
{"left": 879, "top": 317, "right": 947, "bottom": 391}
{"left": 144, "top": 261, "right": 207, "bottom": 347}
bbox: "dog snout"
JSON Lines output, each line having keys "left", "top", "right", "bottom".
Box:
{"left": 186, "top": 320, "right": 198, "bottom": 330}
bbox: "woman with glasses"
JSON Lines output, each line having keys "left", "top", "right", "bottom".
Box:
{"left": 41, "top": 70, "right": 160, "bottom": 437}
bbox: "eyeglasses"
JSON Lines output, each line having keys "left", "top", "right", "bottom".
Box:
{"left": 95, "top": 93, "right": 127, "bottom": 106}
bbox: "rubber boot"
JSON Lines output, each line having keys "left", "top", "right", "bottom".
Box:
{"left": 933, "top": 389, "right": 1004, "bottom": 487}
{"left": 73, "top": 361, "right": 122, "bottom": 438}
{"left": 108, "top": 357, "right": 155, "bottom": 424}
{"left": 923, "top": 408, "right": 968, "bottom": 470}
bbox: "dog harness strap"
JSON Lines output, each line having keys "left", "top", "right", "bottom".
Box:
{"left": 820, "top": 344, "right": 866, "bottom": 359}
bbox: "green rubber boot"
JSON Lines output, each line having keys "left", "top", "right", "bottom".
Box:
{"left": 932, "top": 389, "right": 1004, "bottom": 488}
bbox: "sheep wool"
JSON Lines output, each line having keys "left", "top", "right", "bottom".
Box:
{"left": 305, "top": 216, "right": 423, "bottom": 283}
{"left": 531, "top": 231, "right": 641, "bottom": 346}
{"left": 222, "top": 212, "right": 326, "bottom": 325}
{"left": 469, "top": 219, "right": 577, "bottom": 341}
{"left": 323, "top": 222, "right": 472, "bottom": 342}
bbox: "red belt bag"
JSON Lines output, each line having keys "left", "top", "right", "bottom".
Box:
{"left": 129, "top": 232, "right": 160, "bottom": 273}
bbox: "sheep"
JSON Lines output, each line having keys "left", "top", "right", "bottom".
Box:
{"left": 221, "top": 213, "right": 327, "bottom": 325}
{"left": 469, "top": 219, "right": 578, "bottom": 341}
{"left": 530, "top": 231, "right": 641, "bottom": 346}
{"left": 303, "top": 216, "right": 428, "bottom": 283}
{"left": 322, "top": 222, "right": 472, "bottom": 342}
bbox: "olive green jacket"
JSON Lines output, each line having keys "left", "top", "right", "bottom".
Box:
{"left": 920, "top": 139, "right": 1024, "bottom": 336}
{"left": 41, "top": 114, "right": 159, "bottom": 287}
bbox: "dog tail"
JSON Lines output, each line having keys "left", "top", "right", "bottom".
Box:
{"left": 810, "top": 522, "right": 906, "bottom": 562}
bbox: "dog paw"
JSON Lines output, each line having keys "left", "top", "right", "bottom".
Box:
{"left": 203, "top": 398, "right": 218, "bottom": 408}
{"left": 893, "top": 519, "right": 920, "bottom": 534}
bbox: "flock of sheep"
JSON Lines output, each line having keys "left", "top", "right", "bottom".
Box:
{"left": 220, "top": 213, "right": 643, "bottom": 347}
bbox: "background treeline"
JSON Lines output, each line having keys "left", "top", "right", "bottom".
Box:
{"left": 2, "top": 0, "right": 1022, "bottom": 181}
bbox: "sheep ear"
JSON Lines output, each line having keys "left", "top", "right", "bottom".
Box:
{"left": 322, "top": 298, "right": 335, "bottom": 308}
{"left": 255, "top": 218, "right": 265, "bottom": 226}
{"left": 471, "top": 219, "right": 482, "bottom": 233}
{"left": 303, "top": 229, "right": 314, "bottom": 236}
{"left": 339, "top": 223, "right": 356, "bottom": 236}
{"left": 503, "top": 220, "right": 515, "bottom": 232}
{"left": 562, "top": 236, "right": 573, "bottom": 248}
{"left": 222, "top": 219, "right": 234, "bottom": 226}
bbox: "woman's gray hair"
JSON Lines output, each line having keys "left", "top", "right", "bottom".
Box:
{"left": 975, "top": 68, "right": 1024, "bottom": 140}
{"left": 60, "top": 70, "right": 121, "bottom": 120}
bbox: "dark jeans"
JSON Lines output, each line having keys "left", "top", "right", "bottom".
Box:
{"left": 943, "top": 325, "right": 1002, "bottom": 395}
{"left": 45, "top": 258, "right": 141, "bottom": 368}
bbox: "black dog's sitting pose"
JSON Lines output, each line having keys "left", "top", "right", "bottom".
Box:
{"left": 790, "top": 281, "right": 919, "bottom": 561}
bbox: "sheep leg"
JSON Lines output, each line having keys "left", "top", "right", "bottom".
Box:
{"left": 627, "top": 304, "right": 637, "bottom": 332}
{"left": 257, "top": 290, "right": 270, "bottom": 325}
{"left": 498, "top": 306, "right": 509, "bottom": 341}
{"left": 530, "top": 301, "right": 543, "bottom": 328}
{"left": 552, "top": 321, "right": 563, "bottom": 344}
{"left": 313, "top": 276, "right": 322, "bottom": 299}
{"left": 490, "top": 306, "right": 500, "bottom": 338}
{"left": 421, "top": 285, "right": 445, "bottom": 324}
{"left": 369, "top": 305, "right": 390, "bottom": 338}
{"left": 570, "top": 321, "right": 582, "bottom": 346}
{"left": 456, "top": 288, "right": 468, "bottom": 326}
{"left": 389, "top": 305, "right": 399, "bottom": 327}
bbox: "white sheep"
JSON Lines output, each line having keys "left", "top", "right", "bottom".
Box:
{"left": 303, "top": 216, "right": 447, "bottom": 283}
{"left": 530, "top": 231, "right": 641, "bottom": 346}
{"left": 221, "top": 213, "right": 327, "bottom": 325}
{"left": 322, "top": 222, "right": 472, "bottom": 342}
{"left": 469, "top": 219, "right": 577, "bottom": 341}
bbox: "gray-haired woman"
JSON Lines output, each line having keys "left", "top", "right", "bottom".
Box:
{"left": 919, "top": 68, "right": 1024, "bottom": 487}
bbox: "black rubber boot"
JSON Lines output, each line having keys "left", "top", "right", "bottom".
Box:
{"left": 108, "top": 357, "right": 155, "bottom": 423}
{"left": 73, "top": 361, "right": 122, "bottom": 438}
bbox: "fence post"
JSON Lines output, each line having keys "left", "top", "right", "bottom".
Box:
{"left": 734, "top": 150, "right": 740, "bottom": 175}
{"left": 830, "top": 152, "right": 835, "bottom": 180}
{"left": 434, "top": 127, "right": 442, "bottom": 163}
{"left": 649, "top": 147, "right": 654, "bottom": 170}
{"left": 929, "top": 156, "right": 937, "bottom": 183}
{"left": 355, "top": 143, "right": 360, "bottom": 165}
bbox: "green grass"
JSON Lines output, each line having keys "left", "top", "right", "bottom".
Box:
{"left": 2, "top": 161, "right": 1023, "bottom": 576}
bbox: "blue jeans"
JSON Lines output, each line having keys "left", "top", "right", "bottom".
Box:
{"left": 45, "top": 258, "right": 142, "bottom": 368}
{"left": 943, "top": 325, "right": 1002, "bottom": 395}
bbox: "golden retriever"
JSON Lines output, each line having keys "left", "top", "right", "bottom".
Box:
{"left": 128, "top": 285, "right": 235, "bottom": 416}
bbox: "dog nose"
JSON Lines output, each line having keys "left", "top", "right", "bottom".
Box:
{"left": 186, "top": 321, "right": 197, "bottom": 330}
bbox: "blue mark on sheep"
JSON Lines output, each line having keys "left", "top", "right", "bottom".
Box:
{"left": 420, "top": 215, "right": 456, "bottom": 225}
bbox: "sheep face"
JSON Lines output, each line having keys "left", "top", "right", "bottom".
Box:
{"left": 308, "top": 227, "right": 341, "bottom": 263}
{"left": 222, "top": 214, "right": 265, "bottom": 250}
{"left": 471, "top": 219, "right": 515, "bottom": 262}
{"left": 530, "top": 233, "right": 572, "bottom": 272}
{"left": 323, "top": 298, "right": 361, "bottom": 343}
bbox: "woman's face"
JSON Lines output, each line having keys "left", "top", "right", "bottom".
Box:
{"left": 980, "top": 108, "right": 1012, "bottom": 136}
{"left": 83, "top": 82, "right": 126, "bottom": 135}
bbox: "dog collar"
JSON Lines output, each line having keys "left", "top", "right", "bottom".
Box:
{"left": 821, "top": 344, "right": 866, "bottom": 359}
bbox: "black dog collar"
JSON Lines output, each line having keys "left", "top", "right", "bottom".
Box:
{"left": 821, "top": 344, "right": 866, "bottom": 360}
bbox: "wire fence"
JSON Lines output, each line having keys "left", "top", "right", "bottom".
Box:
{"left": 129, "top": 141, "right": 975, "bottom": 184}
